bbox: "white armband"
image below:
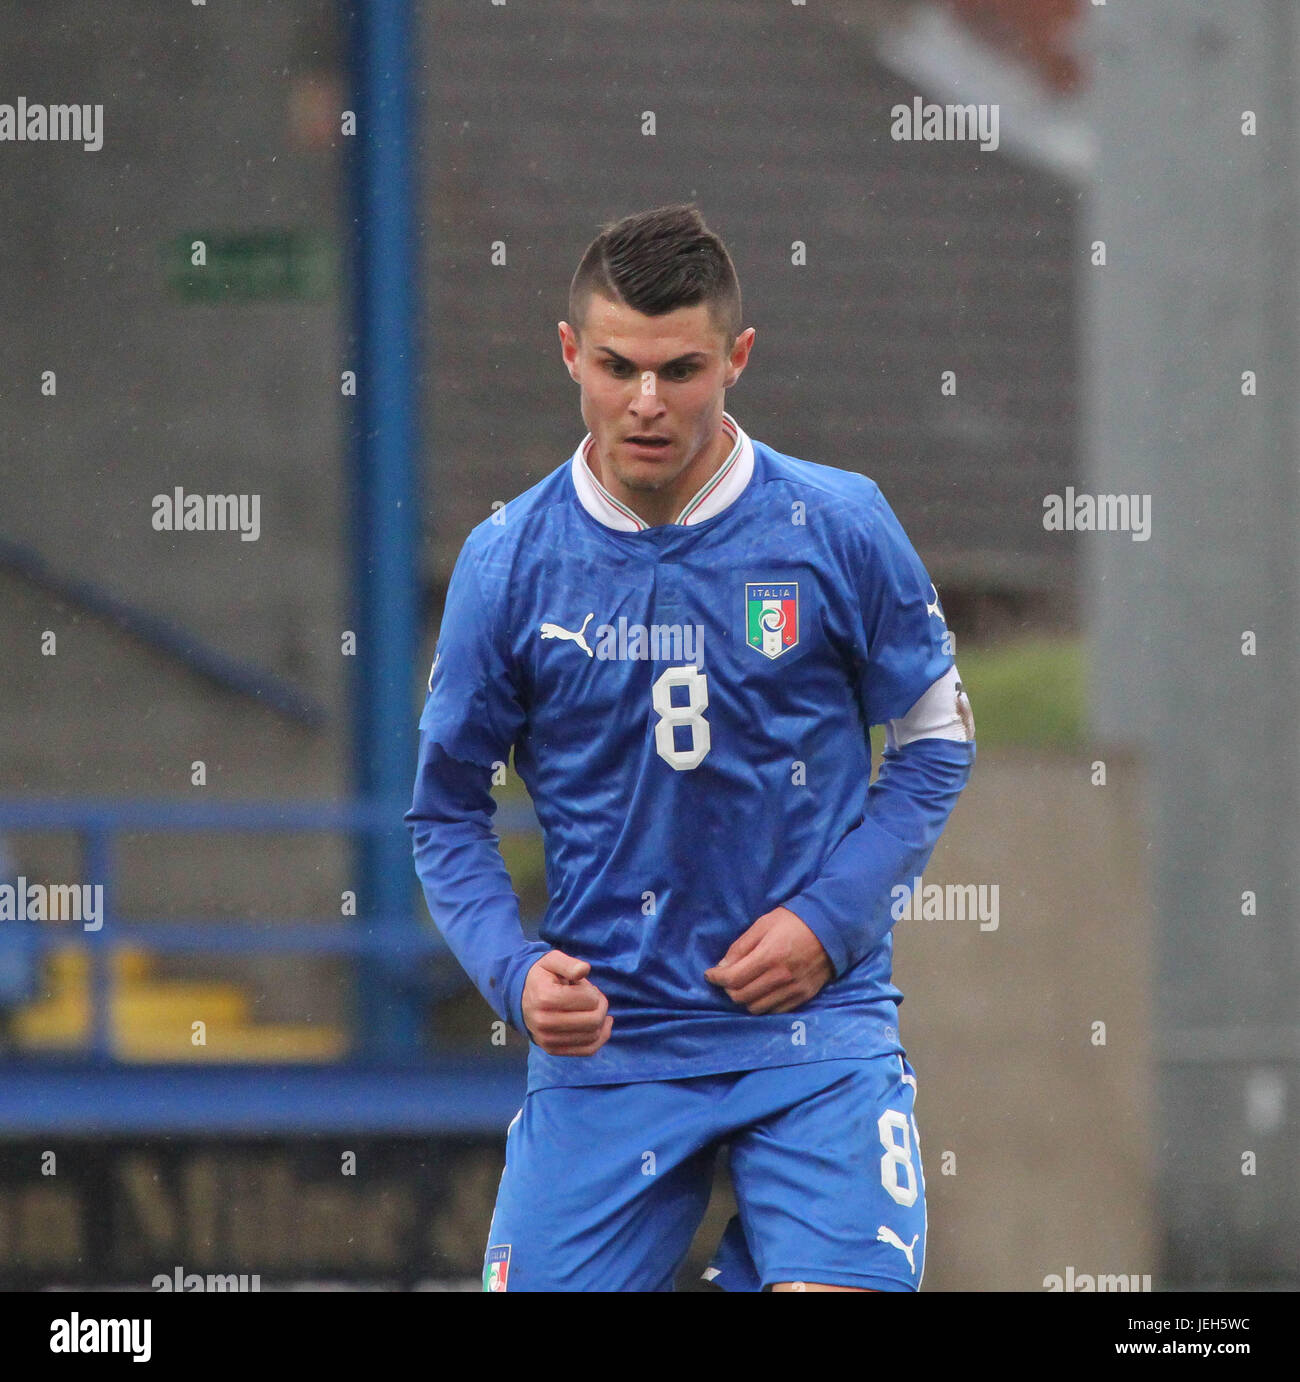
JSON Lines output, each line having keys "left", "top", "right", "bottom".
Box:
{"left": 885, "top": 665, "right": 974, "bottom": 749}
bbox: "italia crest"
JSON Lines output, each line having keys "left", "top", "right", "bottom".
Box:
{"left": 484, "top": 1244, "right": 511, "bottom": 1292}
{"left": 745, "top": 582, "right": 799, "bottom": 659}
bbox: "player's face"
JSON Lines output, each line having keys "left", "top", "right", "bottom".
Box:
{"left": 559, "top": 295, "right": 754, "bottom": 510}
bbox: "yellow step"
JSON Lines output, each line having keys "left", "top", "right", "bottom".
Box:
{"left": 14, "top": 982, "right": 250, "bottom": 1034}
{"left": 113, "top": 984, "right": 250, "bottom": 1026}
{"left": 15, "top": 985, "right": 248, "bottom": 1044}
{"left": 14, "top": 1001, "right": 346, "bottom": 1062}
{"left": 45, "top": 945, "right": 154, "bottom": 987}
{"left": 15, "top": 946, "right": 345, "bottom": 1061}
{"left": 12, "top": 999, "right": 90, "bottom": 1045}
{"left": 116, "top": 1022, "right": 348, "bottom": 1062}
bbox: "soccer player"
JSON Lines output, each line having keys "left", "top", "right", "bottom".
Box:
{"left": 406, "top": 204, "right": 975, "bottom": 1292}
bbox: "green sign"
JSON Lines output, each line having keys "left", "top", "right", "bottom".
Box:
{"left": 165, "top": 230, "right": 334, "bottom": 302}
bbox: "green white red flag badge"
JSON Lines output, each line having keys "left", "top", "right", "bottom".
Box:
{"left": 746, "top": 582, "right": 799, "bottom": 659}
{"left": 484, "top": 1244, "right": 510, "bottom": 1291}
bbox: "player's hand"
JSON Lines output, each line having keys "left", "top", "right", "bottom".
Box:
{"left": 704, "top": 906, "right": 834, "bottom": 1015}
{"left": 521, "top": 949, "right": 613, "bottom": 1056}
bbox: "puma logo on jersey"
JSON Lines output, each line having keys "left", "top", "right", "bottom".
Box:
{"left": 876, "top": 1225, "right": 919, "bottom": 1274}
{"left": 926, "top": 583, "right": 945, "bottom": 623}
{"left": 540, "top": 613, "right": 706, "bottom": 666}
{"left": 540, "top": 613, "right": 595, "bottom": 657}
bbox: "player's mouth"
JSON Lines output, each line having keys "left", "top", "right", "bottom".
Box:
{"left": 624, "top": 434, "right": 673, "bottom": 457}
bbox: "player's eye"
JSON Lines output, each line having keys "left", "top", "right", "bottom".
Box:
{"left": 601, "top": 360, "right": 697, "bottom": 380}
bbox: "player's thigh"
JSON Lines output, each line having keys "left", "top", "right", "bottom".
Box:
{"left": 484, "top": 1081, "right": 719, "bottom": 1291}
{"left": 728, "top": 1054, "right": 926, "bottom": 1292}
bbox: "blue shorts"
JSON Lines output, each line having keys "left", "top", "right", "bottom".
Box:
{"left": 482, "top": 1053, "right": 926, "bottom": 1292}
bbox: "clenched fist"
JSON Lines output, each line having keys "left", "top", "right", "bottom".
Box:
{"left": 704, "top": 906, "right": 834, "bottom": 1014}
{"left": 521, "top": 950, "right": 613, "bottom": 1056}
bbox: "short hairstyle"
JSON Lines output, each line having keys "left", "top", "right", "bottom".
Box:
{"left": 568, "top": 204, "right": 742, "bottom": 350}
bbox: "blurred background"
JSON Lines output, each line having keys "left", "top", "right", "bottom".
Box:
{"left": 0, "top": 0, "right": 1294, "bottom": 1291}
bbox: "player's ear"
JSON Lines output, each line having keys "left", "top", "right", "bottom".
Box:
{"left": 733, "top": 326, "right": 756, "bottom": 368}
{"left": 723, "top": 327, "right": 755, "bottom": 387}
{"left": 558, "top": 321, "right": 580, "bottom": 380}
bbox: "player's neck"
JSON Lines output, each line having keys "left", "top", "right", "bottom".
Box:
{"left": 597, "top": 423, "right": 730, "bottom": 529}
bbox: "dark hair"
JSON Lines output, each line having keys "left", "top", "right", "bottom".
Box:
{"left": 568, "top": 204, "right": 742, "bottom": 349}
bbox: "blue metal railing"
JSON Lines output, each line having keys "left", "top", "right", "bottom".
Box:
{"left": 0, "top": 797, "right": 539, "bottom": 1064}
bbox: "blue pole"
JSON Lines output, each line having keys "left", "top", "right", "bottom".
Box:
{"left": 344, "top": 0, "right": 423, "bottom": 1061}
{"left": 84, "top": 826, "right": 114, "bottom": 1063}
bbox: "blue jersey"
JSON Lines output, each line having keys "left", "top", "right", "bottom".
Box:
{"left": 406, "top": 412, "right": 974, "bottom": 1091}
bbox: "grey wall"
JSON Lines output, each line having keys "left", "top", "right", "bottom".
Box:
{"left": 1085, "top": 0, "right": 1300, "bottom": 1286}
{"left": 0, "top": 0, "right": 346, "bottom": 803}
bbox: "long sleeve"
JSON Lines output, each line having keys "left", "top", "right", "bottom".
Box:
{"left": 783, "top": 733, "right": 974, "bottom": 976}
{"left": 404, "top": 540, "right": 549, "bottom": 1034}
{"left": 782, "top": 485, "right": 975, "bottom": 976}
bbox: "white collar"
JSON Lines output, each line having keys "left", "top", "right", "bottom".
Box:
{"left": 569, "top": 411, "right": 754, "bottom": 531}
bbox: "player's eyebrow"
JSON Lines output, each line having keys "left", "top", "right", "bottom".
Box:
{"left": 594, "top": 345, "right": 709, "bottom": 370}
